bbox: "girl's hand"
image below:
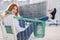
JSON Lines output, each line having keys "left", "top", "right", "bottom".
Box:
{"left": 1, "top": 12, "right": 8, "bottom": 18}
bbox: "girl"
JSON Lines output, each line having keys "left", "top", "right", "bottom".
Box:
{"left": 0, "top": 3, "right": 56, "bottom": 40}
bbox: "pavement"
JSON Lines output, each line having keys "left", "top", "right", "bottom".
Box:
{"left": 0, "top": 25, "right": 60, "bottom": 40}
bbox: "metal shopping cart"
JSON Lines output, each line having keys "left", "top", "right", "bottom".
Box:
{"left": 14, "top": 16, "right": 46, "bottom": 40}
{"left": 0, "top": 0, "right": 47, "bottom": 40}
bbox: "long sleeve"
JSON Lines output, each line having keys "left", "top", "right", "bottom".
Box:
{"left": 12, "top": 18, "right": 26, "bottom": 34}
{"left": 3, "top": 14, "right": 26, "bottom": 34}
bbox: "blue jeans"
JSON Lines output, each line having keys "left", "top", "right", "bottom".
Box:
{"left": 17, "top": 16, "right": 48, "bottom": 40}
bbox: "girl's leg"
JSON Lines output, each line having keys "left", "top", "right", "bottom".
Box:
{"left": 17, "top": 22, "right": 39, "bottom": 40}
{"left": 19, "top": 20, "right": 25, "bottom": 28}
{"left": 38, "top": 16, "right": 49, "bottom": 21}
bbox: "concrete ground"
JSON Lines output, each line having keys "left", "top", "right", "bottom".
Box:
{"left": 0, "top": 25, "right": 60, "bottom": 40}
{"left": 29, "top": 25, "right": 60, "bottom": 40}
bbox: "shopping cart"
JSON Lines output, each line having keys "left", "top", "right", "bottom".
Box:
{"left": 14, "top": 16, "right": 46, "bottom": 40}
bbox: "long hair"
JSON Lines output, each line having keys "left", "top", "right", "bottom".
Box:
{"left": 7, "top": 3, "right": 18, "bottom": 16}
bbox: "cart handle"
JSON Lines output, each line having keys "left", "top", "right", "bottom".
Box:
{"left": 14, "top": 16, "right": 45, "bottom": 23}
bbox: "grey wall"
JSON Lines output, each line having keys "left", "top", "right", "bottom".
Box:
{"left": 19, "top": 1, "right": 47, "bottom": 19}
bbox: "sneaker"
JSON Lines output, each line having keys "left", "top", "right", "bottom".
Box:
{"left": 50, "top": 8, "right": 56, "bottom": 19}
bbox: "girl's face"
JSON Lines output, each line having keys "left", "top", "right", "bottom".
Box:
{"left": 12, "top": 6, "right": 17, "bottom": 14}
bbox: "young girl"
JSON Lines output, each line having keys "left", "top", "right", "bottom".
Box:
{"left": 0, "top": 3, "right": 56, "bottom": 40}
